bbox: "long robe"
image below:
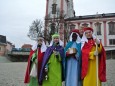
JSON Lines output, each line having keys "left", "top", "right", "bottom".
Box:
{"left": 39, "top": 45, "right": 65, "bottom": 86}
{"left": 81, "top": 39, "right": 106, "bottom": 86}
{"left": 65, "top": 41, "right": 82, "bottom": 86}
{"left": 24, "top": 48, "right": 44, "bottom": 86}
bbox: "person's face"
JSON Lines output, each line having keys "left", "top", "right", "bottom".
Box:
{"left": 72, "top": 33, "right": 77, "bottom": 41}
{"left": 53, "top": 37, "right": 59, "bottom": 44}
{"left": 85, "top": 30, "right": 93, "bottom": 38}
{"left": 79, "top": 29, "right": 84, "bottom": 35}
{"left": 38, "top": 39, "right": 43, "bottom": 45}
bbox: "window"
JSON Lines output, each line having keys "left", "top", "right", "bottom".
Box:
{"left": 82, "top": 23, "right": 89, "bottom": 27}
{"left": 95, "top": 22, "right": 101, "bottom": 35}
{"left": 50, "top": 23, "right": 56, "bottom": 34}
{"left": 52, "top": 4, "right": 57, "bottom": 14}
{"left": 0, "top": 47, "right": 3, "bottom": 51}
{"left": 108, "top": 22, "right": 115, "bottom": 35}
{"left": 109, "top": 39, "right": 115, "bottom": 45}
{"left": 70, "top": 24, "right": 76, "bottom": 31}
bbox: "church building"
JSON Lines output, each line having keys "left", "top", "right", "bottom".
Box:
{"left": 44, "top": 0, "right": 115, "bottom": 59}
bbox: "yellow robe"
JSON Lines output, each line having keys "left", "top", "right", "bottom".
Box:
{"left": 83, "top": 44, "right": 102, "bottom": 86}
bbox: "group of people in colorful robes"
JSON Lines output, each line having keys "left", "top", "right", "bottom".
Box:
{"left": 24, "top": 27, "right": 106, "bottom": 86}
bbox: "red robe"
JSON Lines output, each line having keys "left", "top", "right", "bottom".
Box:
{"left": 24, "top": 49, "right": 44, "bottom": 83}
{"left": 81, "top": 40, "right": 106, "bottom": 82}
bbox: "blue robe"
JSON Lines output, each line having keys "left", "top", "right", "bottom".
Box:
{"left": 65, "top": 41, "right": 82, "bottom": 86}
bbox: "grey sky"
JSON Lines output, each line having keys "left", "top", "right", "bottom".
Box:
{"left": 0, "top": 0, "right": 115, "bottom": 47}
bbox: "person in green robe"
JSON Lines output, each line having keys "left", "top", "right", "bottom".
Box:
{"left": 39, "top": 33, "right": 65, "bottom": 86}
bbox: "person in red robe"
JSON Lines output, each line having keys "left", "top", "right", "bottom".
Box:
{"left": 81, "top": 27, "right": 106, "bottom": 86}
{"left": 24, "top": 36, "right": 47, "bottom": 86}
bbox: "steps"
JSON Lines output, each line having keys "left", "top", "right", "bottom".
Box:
{"left": 0, "top": 56, "right": 11, "bottom": 63}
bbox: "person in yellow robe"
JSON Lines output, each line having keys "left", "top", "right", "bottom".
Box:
{"left": 81, "top": 27, "right": 106, "bottom": 86}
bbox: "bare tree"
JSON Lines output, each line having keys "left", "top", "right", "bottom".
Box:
{"left": 27, "top": 19, "right": 44, "bottom": 40}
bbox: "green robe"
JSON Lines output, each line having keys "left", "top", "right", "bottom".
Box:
{"left": 28, "top": 51, "right": 39, "bottom": 86}
{"left": 42, "top": 53, "right": 62, "bottom": 86}
{"left": 28, "top": 77, "right": 38, "bottom": 86}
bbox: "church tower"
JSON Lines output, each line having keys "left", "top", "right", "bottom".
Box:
{"left": 44, "top": 0, "right": 74, "bottom": 42}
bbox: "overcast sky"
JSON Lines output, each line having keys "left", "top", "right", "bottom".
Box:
{"left": 0, "top": 0, "right": 115, "bottom": 48}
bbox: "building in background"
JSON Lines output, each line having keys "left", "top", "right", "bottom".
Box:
{"left": 65, "top": 13, "right": 115, "bottom": 47}
{"left": 6, "top": 41, "right": 15, "bottom": 52}
{"left": 0, "top": 35, "right": 7, "bottom": 56}
{"left": 44, "top": 0, "right": 74, "bottom": 42}
{"left": 0, "top": 35, "right": 15, "bottom": 56}
{"left": 44, "top": 0, "right": 115, "bottom": 59}
{"left": 65, "top": 13, "right": 115, "bottom": 59}
{"left": 21, "top": 44, "right": 32, "bottom": 52}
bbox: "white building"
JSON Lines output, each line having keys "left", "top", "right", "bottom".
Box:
{"left": 65, "top": 13, "right": 115, "bottom": 47}
{"left": 65, "top": 13, "right": 115, "bottom": 59}
{"left": 6, "top": 41, "right": 15, "bottom": 52}
{"left": 45, "top": 0, "right": 115, "bottom": 59}
{"left": 45, "top": 0, "right": 74, "bottom": 41}
{"left": 45, "top": 0, "right": 74, "bottom": 19}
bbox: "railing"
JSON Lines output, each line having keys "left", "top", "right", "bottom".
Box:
{"left": 7, "top": 51, "right": 30, "bottom": 56}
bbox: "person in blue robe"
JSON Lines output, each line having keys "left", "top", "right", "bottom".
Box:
{"left": 65, "top": 29, "right": 82, "bottom": 86}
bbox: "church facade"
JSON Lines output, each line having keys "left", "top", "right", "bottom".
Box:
{"left": 44, "top": 0, "right": 75, "bottom": 41}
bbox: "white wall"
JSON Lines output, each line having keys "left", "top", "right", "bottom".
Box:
{"left": 67, "top": 17, "right": 115, "bottom": 46}
{"left": 106, "top": 20, "right": 115, "bottom": 46}
{"left": 47, "top": 0, "right": 74, "bottom": 18}
{"left": 6, "top": 44, "right": 13, "bottom": 51}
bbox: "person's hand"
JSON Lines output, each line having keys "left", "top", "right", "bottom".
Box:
{"left": 92, "top": 34, "right": 100, "bottom": 44}
{"left": 95, "top": 38, "right": 100, "bottom": 44}
{"left": 94, "top": 51, "right": 98, "bottom": 56}
{"left": 53, "top": 50, "right": 59, "bottom": 55}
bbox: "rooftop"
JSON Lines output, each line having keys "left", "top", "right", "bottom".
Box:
{"left": 0, "top": 42, "right": 7, "bottom": 46}
{"left": 65, "top": 13, "right": 115, "bottom": 21}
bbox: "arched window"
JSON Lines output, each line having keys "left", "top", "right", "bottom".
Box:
{"left": 70, "top": 24, "right": 76, "bottom": 30}
{"left": 52, "top": 3, "right": 57, "bottom": 14}
{"left": 95, "top": 22, "right": 101, "bottom": 35}
{"left": 108, "top": 21, "right": 115, "bottom": 35}
{"left": 82, "top": 23, "right": 89, "bottom": 27}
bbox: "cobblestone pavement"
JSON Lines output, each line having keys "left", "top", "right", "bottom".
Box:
{"left": 0, "top": 59, "right": 115, "bottom": 86}
{"left": 102, "top": 59, "right": 115, "bottom": 86}
{"left": 0, "top": 62, "right": 27, "bottom": 86}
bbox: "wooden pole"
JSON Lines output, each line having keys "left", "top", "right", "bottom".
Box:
{"left": 95, "top": 12, "right": 99, "bottom": 86}
{"left": 96, "top": 41, "right": 99, "bottom": 86}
